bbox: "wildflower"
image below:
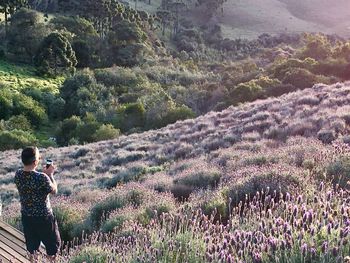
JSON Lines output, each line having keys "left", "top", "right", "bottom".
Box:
{"left": 310, "top": 247, "right": 317, "bottom": 259}
{"left": 327, "top": 191, "right": 332, "bottom": 201}
{"left": 297, "top": 195, "right": 303, "bottom": 204}
{"left": 319, "top": 182, "right": 324, "bottom": 191}
{"left": 327, "top": 223, "right": 332, "bottom": 235}
{"left": 293, "top": 206, "right": 298, "bottom": 217}
{"left": 321, "top": 241, "right": 328, "bottom": 253}
{"left": 253, "top": 252, "right": 262, "bottom": 263}
{"left": 286, "top": 192, "right": 291, "bottom": 202}
{"left": 332, "top": 246, "right": 338, "bottom": 257}
{"left": 301, "top": 243, "right": 308, "bottom": 257}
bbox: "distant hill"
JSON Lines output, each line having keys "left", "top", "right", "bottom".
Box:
{"left": 124, "top": 0, "right": 350, "bottom": 40}
{"left": 189, "top": 0, "right": 350, "bottom": 39}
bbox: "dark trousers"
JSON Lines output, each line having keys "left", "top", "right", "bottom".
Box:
{"left": 21, "top": 214, "right": 61, "bottom": 256}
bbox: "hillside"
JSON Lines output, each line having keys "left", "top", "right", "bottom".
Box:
{"left": 2, "top": 81, "right": 350, "bottom": 261}
{"left": 0, "top": 60, "right": 63, "bottom": 92}
{"left": 121, "top": 0, "right": 350, "bottom": 40}
{"left": 216, "top": 0, "right": 350, "bottom": 39}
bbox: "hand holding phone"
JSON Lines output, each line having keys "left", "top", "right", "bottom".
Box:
{"left": 46, "top": 159, "right": 53, "bottom": 169}
{"left": 43, "top": 159, "right": 55, "bottom": 176}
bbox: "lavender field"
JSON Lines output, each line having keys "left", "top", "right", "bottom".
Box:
{"left": 2, "top": 81, "right": 350, "bottom": 262}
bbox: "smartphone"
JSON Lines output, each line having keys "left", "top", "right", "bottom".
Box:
{"left": 46, "top": 159, "right": 53, "bottom": 169}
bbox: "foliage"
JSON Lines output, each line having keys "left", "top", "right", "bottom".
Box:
{"left": 34, "top": 32, "right": 77, "bottom": 76}
{"left": 53, "top": 205, "right": 84, "bottom": 242}
{"left": 113, "top": 103, "right": 145, "bottom": 133}
{"left": 69, "top": 246, "right": 112, "bottom": 263}
{"left": 0, "top": 129, "right": 37, "bottom": 150}
{"left": 327, "top": 156, "right": 350, "bottom": 189}
{"left": 6, "top": 8, "right": 50, "bottom": 63}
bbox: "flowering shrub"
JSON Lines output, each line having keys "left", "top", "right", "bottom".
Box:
{"left": 327, "top": 156, "right": 350, "bottom": 189}
{"left": 3, "top": 82, "right": 350, "bottom": 262}
{"left": 57, "top": 183, "right": 350, "bottom": 263}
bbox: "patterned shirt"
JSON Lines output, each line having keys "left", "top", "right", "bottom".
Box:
{"left": 14, "top": 169, "right": 53, "bottom": 217}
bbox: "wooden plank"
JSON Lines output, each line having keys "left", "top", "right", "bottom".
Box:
{"left": 0, "top": 231, "right": 27, "bottom": 257}
{"left": 0, "top": 246, "right": 15, "bottom": 263}
{"left": 0, "top": 240, "right": 30, "bottom": 263}
{"left": 0, "top": 221, "right": 25, "bottom": 243}
{"left": 0, "top": 228, "right": 26, "bottom": 249}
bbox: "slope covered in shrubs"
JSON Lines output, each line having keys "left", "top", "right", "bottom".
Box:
{"left": 2, "top": 82, "right": 350, "bottom": 262}
{"left": 3, "top": 5, "right": 350, "bottom": 152}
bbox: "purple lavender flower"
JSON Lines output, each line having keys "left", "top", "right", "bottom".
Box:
{"left": 321, "top": 241, "right": 328, "bottom": 253}
{"left": 301, "top": 243, "right": 308, "bottom": 257}
{"left": 332, "top": 246, "right": 338, "bottom": 257}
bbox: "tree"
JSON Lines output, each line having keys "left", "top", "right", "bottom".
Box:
{"left": 34, "top": 32, "right": 77, "bottom": 76}
{"left": 0, "top": 0, "right": 27, "bottom": 28}
{"left": 55, "top": 115, "right": 82, "bottom": 146}
{"left": 51, "top": 16, "right": 100, "bottom": 67}
{"left": 168, "top": 1, "right": 186, "bottom": 36}
{"left": 106, "top": 20, "right": 148, "bottom": 66}
{"left": 197, "top": 0, "right": 226, "bottom": 17}
{"left": 6, "top": 8, "right": 50, "bottom": 62}
{"left": 0, "top": 129, "right": 38, "bottom": 151}
{"left": 156, "top": 10, "right": 171, "bottom": 36}
{"left": 113, "top": 103, "right": 145, "bottom": 132}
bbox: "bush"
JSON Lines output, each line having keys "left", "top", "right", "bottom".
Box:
{"left": 0, "top": 130, "right": 38, "bottom": 151}
{"left": 138, "top": 201, "right": 175, "bottom": 225}
{"left": 100, "top": 215, "right": 128, "bottom": 233}
{"left": 103, "top": 166, "right": 146, "bottom": 189}
{"left": 5, "top": 115, "right": 32, "bottom": 131}
{"left": 56, "top": 116, "right": 82, "bottom": 146}
{"left": 265, "top": 83, "right": 296, "bottom": 97}
{"left": 11, "top": 94, "right": 47, "bottom": 125}
{"left": 172, "top": 167, "right": 222, "bottom": 200}
{"left": 298, "top": 34, "right": 332, "bottom": 60}
{"left": 113, "top": 103, "right": 145, "bottom": 132}
{"left": 157, "top": 106, "right": 195, "bottom": 127}
{"left": 174, "top": 169, "right": 222, "bottom": 189}
{"left": 104, "top": 151, "right": 145, "bottom": 167}
{"left": 282, "top": 68, "right": 329, "bottom": 90}
{"left": 94, "top": 124, "right": 120, "bottom": 141}
{"left": 89, "top": 195, "right": 128, "bottom": 228}
{"left": 53, "top": 205, "right": 84, "bottom": 242}
{"left": 327, "top": 156, "right": 350, "bottom": 189}
{"left": 199, "top": 191, "right": 228, "bottom": 222}
{"left": 226, "top": 170, "right": 301, "bottom": 207}
{"left": 69, "top": 246, "right": 112, "bottom": 263}
{"left": 317, "top": 129, "right": 336, "bottom": 144}
{"left": 230, "top": 81, "right": 263, "bottom": 104}
{"left": 71, "top": 148, "right": 90, "bottom": 159}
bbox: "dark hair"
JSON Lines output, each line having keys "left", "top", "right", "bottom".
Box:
{"left": 21, "top": 147, "right": 38, "bottom": 166}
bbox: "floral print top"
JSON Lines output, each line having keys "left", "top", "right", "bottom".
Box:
{"left": 15, "top": 169, "right": 53, "bottom": 217}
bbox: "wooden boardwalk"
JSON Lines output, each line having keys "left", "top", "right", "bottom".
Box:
{"left": 0, "top": 221, "right": 30, "bottom": 263}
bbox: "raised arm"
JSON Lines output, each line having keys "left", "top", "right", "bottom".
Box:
{"left": 43, "top": 165, "right": 58, "bottom": 195}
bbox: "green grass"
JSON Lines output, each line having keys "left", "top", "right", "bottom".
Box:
{"left": 0, "top": 60, "right": 64, "bottom": 93}
{"left": 0, "top": 59, "right": 65, "bottom": 147}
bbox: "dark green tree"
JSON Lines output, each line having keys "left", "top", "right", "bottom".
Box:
{"left": 106, "top": 20, "right": 147, "bottom": 66}
{"left": 156, "top": 10, "right": 171, "bottom": 36}
{"left": 34, "top": 32, "right": 77, "bottom": 76}
{"left": 168, "top": 1, "right": 186, "bottom": 36}
{"left": 6, "top": 8, "right": 50, "bottom": 62}
{"left": 197, "top": 0, "right": 226, "bottom": 17}
{"left": 0, "top": 0, "right": 27, "bottom": 28}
